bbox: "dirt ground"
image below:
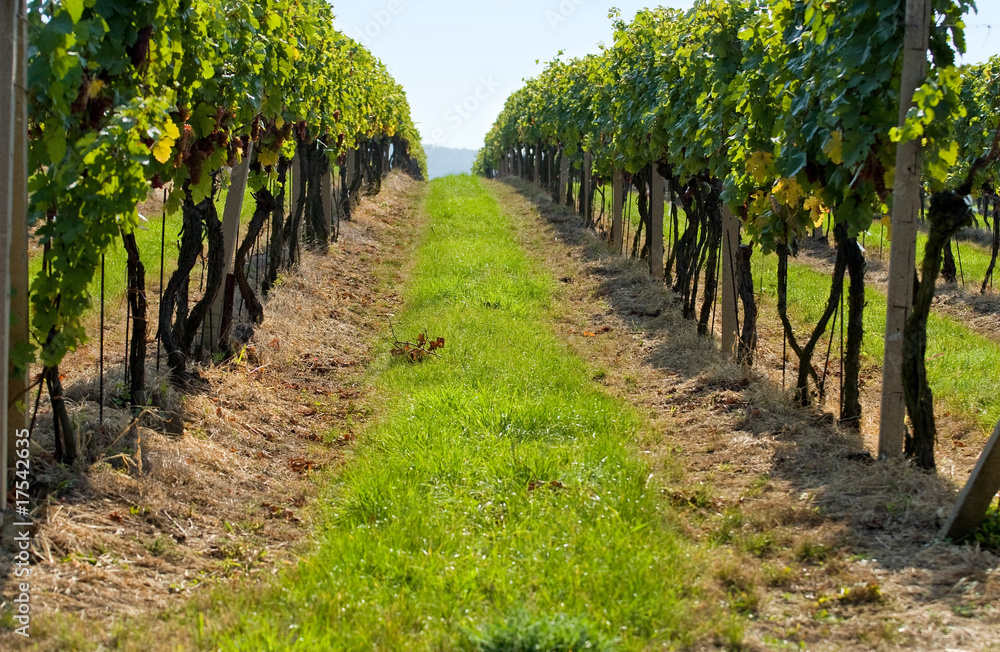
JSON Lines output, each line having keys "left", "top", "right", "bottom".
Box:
{"left": 0, "top": 172, "right": 426, "bottom": 649}
{"left": 493, "top": 179, "right": 1000, "bottom": 651}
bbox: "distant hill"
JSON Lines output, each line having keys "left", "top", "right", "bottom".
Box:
{"left": 423, "top": 145, "right": 478, "bottom": 179}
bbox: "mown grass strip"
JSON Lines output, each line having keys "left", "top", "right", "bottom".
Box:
{"left": 208, "top": 175, "right": 735, "bottom": 650}
{"left": 751, "top": 252, "right": 1000, "bottom": 431}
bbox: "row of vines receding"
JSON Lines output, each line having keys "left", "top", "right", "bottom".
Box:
{"left": 475, "top": 0, "right": 1000, "bottom": 472}
{"left": 21, "top": 0, "right": 426, "bottom": 465}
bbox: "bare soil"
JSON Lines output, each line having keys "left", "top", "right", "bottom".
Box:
{"left": 494, "top": 179, "right": 1000, "bottom": 652}
{"left": 0, "top": 172, "right": 426, "bottom": 648}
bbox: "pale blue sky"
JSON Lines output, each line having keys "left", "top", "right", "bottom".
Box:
{"left": 331, "top": 2, "right": 1000, "bottom": 150}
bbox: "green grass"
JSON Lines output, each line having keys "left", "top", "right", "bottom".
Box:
{"left": 859, "top": 220, "right": 999, "bottom": 290}
{"left": 751, "top": 250, "right": 1000, "bottom": 431}
{"left": 194, "top": 175, "right": 736, "bottom": 650}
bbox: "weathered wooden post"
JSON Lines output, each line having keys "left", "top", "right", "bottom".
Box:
{"left": 321, "top": 163, "right": 335, "bottom": 240}
{"left": 534, "top": 143, "right": 542, "bottom": 186}
{"left": 649, "top": 165, "right": 665, "bottom": 280}
{"left": 1, "top": 0, "right": 25, "bottom": 493}
{"left": 941, "top": 420, "right": 1000, "bottom": 542}
{"left": 7, "top": 0, "right": 26, "bottom": 475}
{"left": 559, "top": 149, "right": 570, "bottom": 207}
{"left": 581, "top": 152, "right": 592, "bottom": 224}
{"left": 612, "top": 170, "right": 624, "bottom": 254}
{"left": 345, "top": 147, "right": 357, "bottom": 208}
{"left": 291, "top": 148, "right": 303, "bottom": 219}
{"left": 209, "top": 141, "right": 253, "bottom": 349}
{"left": 721, "top": 206, "right": 741, "bottom": 358}
{"left": 879, "top": 0, "right": 929, "bottom": 459}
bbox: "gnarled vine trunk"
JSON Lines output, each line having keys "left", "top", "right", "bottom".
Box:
{"left": 122, "top": 230, "right": 147, "bottom": 406}
{"left": 839, "top": 223, "right": 865, "bottom": 429}
{"left": 697, "top": 181, "right": 724, "bottom": 337}
{"left": 236, "top": 189, "right": 278, "bottom": 325}
{"left": 735, "top": 243, "right": 757, "bottom": 366}
{"left": 777, "top": 238, "right": 846, "bottom": 406}
{"left": 903, "top": 191, "right": 973, "bottom": 469}
{"left": 158, "top": 180, "right": 223, "bottom": 383}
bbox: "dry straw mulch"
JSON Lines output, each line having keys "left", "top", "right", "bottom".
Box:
{"left": 495, "top": 179, "right": 1000, "bottom": 652}
{"left": 0, "top": 172, "right": 426, "bottom": 647}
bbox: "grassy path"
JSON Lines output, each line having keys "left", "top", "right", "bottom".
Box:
{"left": 203, "top": 176, "right": 735, "bottom": 650}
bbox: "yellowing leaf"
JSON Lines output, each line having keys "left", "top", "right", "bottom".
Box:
{"left": 746, "top": 150, "right": 773, "bottom": 184}
{"left": 772, "top": 177, "right": 804, "bottom": 208}
{"left": 822, "top": 131, "right": 844, "bottom": 165}
{"left": 803, "top": 195, "right": 826, "bottom": 228}
{"left": 88, "top": 79, "right": 105, "bottom": 98}
{"left": 881, "top": 214, "right": 892, "bottom": 241}
{"left": 257, "top": 149, "right": 279, "bottom": 167}
{"left": 163, "top": 120, "right": 180, "bottom": 141}
{"left": 153, "top": 120, "right": 181, "bottom": 163}
{"left": 749, "top": 190, "right": 770, "bottom": 218}
{"left": 152, "top": 138, "right": 174, "bottom": 164}
{"left": 151, "top": 120, "right": 180, "bottom": 164}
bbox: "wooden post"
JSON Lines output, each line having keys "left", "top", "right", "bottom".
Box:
{"left": 559, "top": 149, "right": 570, "bottom": 206}
{"left": 649, "top": 165, "right": 665, "bottom": 280}
{"left": 291, "top": 148, "right": 302, "bottom": 218}
{"left": 534, "top": 143, "right": 542, "bottom": 186}
{"left": 1, "top": 0, "right": 23, "bottom": 494}
{"left": 209, "top": 141, "right": 253, "bottom": 349}
{"left": 550, "top": 150, "right": 556, "bottom": 200}
{"left": 941, "top": 419, "right": 1000, "bottom": 542}
{"left": 321, "top": 165, "right": 334, "bottom": 237}
{"left": 879, "top": 0, "right": 930, "bottom": 459}
{"left": 7, "top": 0, "right": 26, "bottom": 472}
{"left": 611, "top": 170, "right": 624, "bottom": 254}
{"left": 345, "top": 148, "right": 356, "bottom": 205}
{"left": 721, "top": 206, "right": 741, "bottom": 358}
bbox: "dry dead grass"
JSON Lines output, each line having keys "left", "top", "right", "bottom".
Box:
{"left": 493, "top": 178, "right": 1000, "bottom": 652}
{"left": 0, "top": 172, "right": 426, "bottom": 648}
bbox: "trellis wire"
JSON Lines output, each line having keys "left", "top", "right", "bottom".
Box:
{"left": 782, "top": 322, "right": 787, "bottom": 392}
{"left": 956, "top": 239, "right": 965, "bottom": 286}
{"left": 839, "top": 283, "right": 845, "bottom": 419}
{"left": 157, "top": 189, "right": 166, "bottom": 372}
{"left": 124, "top": 254, "right": 131, "bottom": 389}
{"left": 820, "top": 281, "right": 839, "bottom": 402}
{"left": 623, "top": 180, "right": 633, "bottom": 258}
{"left": 665, "top": 185, "right": 673, "bottom": 266}
{"left": 99, "top": 253, "right": 105, "bottom": 425}
{"left": 710, "top": 239, "right": 721, "bottom": 335}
